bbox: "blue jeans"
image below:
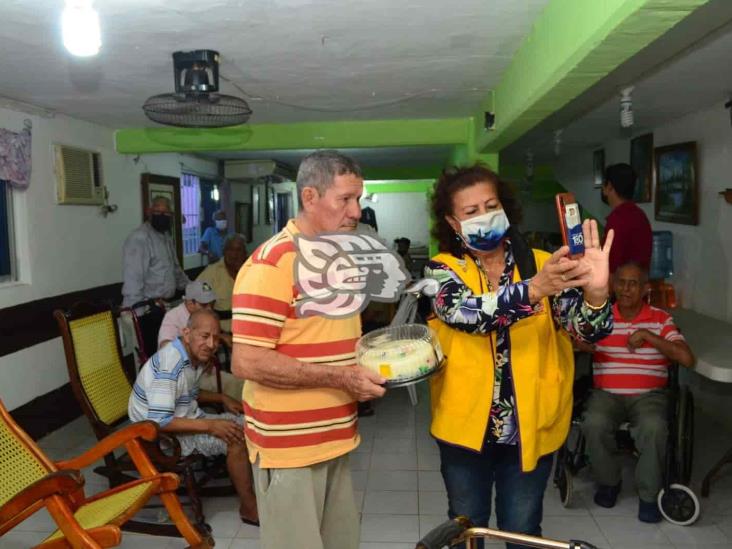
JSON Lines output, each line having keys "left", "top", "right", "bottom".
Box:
{"left": 438, "top": 442, "right": 553, "bottom": 549}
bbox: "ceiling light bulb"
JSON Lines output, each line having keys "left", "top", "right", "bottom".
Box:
{"left": 62, "top": 0, "right": 101, "bottom": 57}
{"left": 620, "top": 86, "right": 634, "bottom": 128}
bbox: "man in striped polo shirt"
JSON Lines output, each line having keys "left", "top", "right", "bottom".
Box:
{"left": 581, "top": 262, "right": 695, "bottom": 522}
{"left": 232, "top": 151, "right": 386, "bottom": 549}
{"left": 129, "top": 309, "right": 259, "bottom": 525}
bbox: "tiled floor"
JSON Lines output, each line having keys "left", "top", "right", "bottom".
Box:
{"left": 5, "top": 384, "right": 732, "bottom": 549}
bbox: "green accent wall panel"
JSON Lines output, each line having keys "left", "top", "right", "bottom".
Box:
{"left": 115, "top": 118, "right": 472, "bottom": 154}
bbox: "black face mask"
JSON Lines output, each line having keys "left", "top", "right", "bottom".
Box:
{"left": 150, "top": 213, "right": 172, "bottom": 233}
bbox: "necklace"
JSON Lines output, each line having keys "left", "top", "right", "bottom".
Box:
{"left": 475, "top": 257, "right": 496, "bottom": 292}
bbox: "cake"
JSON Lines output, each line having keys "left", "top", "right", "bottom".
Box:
{"left": 358, "top": 338, "right": 440, "bottom": 381}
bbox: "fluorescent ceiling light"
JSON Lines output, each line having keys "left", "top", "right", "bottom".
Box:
{"left": 62, "top": 0, "right": 101, "bottom": 57}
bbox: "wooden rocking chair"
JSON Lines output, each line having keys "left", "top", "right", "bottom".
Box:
{"left": 0, "top": 400, "right": 210, "bottom": 548}
{"left": 53, "top": 303, "right": 231, "bottom": 540}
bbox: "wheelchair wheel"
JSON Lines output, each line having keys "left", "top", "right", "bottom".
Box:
{"left": 555, "top": 462, "right": 574, "bottom": 508}
{"left": 658, "top": 484, "right": 700, "bottom": 526}
{"left": 676, "top": 387, "right": 694, "bottom": 485}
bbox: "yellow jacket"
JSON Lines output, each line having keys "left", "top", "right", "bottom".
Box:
{"left": 428, "top": 249, "right": 574, "bottom": 472}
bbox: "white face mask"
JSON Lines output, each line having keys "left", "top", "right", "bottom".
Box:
{"left": 215, "top": 219, "right": 228, "bottom": 231}
{"left": 456, "top": 209, "right": 510, "bottom": 252}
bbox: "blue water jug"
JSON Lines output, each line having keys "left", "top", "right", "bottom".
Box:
{"left": 650, "top": 231, "right": 673, "bottom": 280}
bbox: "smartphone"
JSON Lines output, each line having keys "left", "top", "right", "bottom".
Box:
{"left": 555, "top": 193, "right": 585, "bottom": 258}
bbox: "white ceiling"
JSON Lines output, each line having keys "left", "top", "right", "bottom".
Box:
{"left": 0, "top": 0, "right": 550, "bottom": 128}
{"left": 502, "top": 19, "right": 732, "bottom": 164}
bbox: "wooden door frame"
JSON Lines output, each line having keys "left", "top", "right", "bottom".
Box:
{"left": 141, "top": 173, "right": 184, "bottom": 265}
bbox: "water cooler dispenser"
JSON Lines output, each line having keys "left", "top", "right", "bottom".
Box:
{"left": 649, "top": 230, "right": 677, "bottom": 308}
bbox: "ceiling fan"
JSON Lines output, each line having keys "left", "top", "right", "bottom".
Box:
{"left": 142, "top": 50, "right": 252, "bottom": 128}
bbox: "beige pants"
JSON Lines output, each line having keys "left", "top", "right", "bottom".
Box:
{"left": 199, "top": 370, "right": 244, "bottom": 401}
{"left": 252, "top": 453, "right": 359, "bottom": 549}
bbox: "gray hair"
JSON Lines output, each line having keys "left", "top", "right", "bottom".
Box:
{"left": 223, "top": 233, "right": 247, "bottom": 250}
{"left": 186, "top": 308, "right": 220, "bottom": 330}
{"left": 296, "top": 150, "right": 362, "bottom": 207}
{"left": 615, "top": 261, "right": 649, "bottom": 284}
{"left": 151, "top": 195, "right": 172, "bottom": 209}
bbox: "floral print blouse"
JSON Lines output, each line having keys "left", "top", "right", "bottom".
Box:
{"left": 425, "top": 241, "right": 613, "bottom": 446}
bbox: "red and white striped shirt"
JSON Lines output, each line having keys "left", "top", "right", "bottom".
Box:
{"left": 593, "top": 303, "right": 685, "bottom": 395}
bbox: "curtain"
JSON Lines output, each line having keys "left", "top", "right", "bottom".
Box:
{"left": 0, "top": 120, "right": 32, "bottom": 190}
{"left": 181, "top": 173, "right": 202, "bottom": 256}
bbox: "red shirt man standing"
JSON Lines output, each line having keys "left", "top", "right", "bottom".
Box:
{"left": 601, "top": 163, "right": 652, "bottom": 273}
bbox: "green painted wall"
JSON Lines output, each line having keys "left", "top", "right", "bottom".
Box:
{"left": 115, "top": 118, "right": 472, "bottom": 154}
{"left": 364, "top": 180, "right": 434, "bottom": 194}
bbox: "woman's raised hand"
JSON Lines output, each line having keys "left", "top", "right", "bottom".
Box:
{"left": 528, "top": 247, "right": 587, "bottom": 303}
{"left": 528, "top": 219, "right": 613, "bottom": 305}
{"left": 578, "top": 219, "right": 614, "bottom": 305}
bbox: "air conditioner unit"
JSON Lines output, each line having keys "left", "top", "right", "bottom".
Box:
{"left": 54, "top": 144, "right": 105, "bottom": 205}
{"left": 224, "top": 159, "right": 294, "bottom": 181}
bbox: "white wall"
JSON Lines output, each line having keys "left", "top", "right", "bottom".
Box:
{"left": 555, "top": 100, "right": 732, "bottom": 323}
{"left": 365, "top": 192, "right": 431, "bottom": 250}
{"left": 0, "top": 106, "right": 217, "bottom": 410}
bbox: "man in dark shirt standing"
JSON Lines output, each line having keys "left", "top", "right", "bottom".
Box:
{"left": 602, "top": 163, "right": 652, "bottom": 273}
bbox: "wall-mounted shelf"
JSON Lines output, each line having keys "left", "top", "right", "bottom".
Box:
{"left": 720, "top": 189, "right": 732, "bottom": 204}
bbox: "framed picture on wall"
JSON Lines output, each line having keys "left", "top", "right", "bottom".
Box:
{"left": 630, "top": 133, "right": 653, "bottom": 203}
{"left": 141, "top": 173, "right": 183, "bottom": 264}
{"left": 252, "top": 185, "right": 261, "bottom": 225}
{"left": 235, "top": 201, "right": 253, "bottom": 242}
{"left": 593, "top": 149, "right": 605, "bottom": 187}
{"left": 654, "top": 142, "right": 699, "bottom": 225}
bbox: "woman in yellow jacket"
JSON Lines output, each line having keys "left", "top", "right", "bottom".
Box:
{"left": 426, "top": 165, "right": 614, "bottom": 548}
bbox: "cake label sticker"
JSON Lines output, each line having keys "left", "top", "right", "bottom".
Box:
{"left": 293, "top": 231, "right": 410, "bottom": 319}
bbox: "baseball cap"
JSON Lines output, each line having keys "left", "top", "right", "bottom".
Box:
{"left": 184, "top": 281, "right": 217, "bottom": 304}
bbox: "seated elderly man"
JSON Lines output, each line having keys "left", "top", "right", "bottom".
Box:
{"left": 196, "top": 233, "right": 248, "bottom": 335}
{"left": 581, "top": 262, "right": 695, "bottom": 523}
{"left": 158, "top": 280, "right": 244, "bottom": 401}
{"left": 129, "top": 308, "right": 258, "bottom": 525}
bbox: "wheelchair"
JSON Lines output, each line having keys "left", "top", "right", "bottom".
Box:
{"left": 552, "top": 355, "right": 699, "bottom": 525}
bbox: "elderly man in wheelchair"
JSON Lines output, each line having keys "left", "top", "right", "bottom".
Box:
{"left": 576, "top": 262, "right": 695, "bottom": 523}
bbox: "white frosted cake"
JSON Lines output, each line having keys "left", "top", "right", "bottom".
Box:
{"left": 359, "top": 338, "right": 439, "bottom": 381}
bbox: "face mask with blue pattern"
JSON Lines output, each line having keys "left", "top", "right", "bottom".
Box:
{"left": 456, "top": 209, "right": 510, "bottom": 252}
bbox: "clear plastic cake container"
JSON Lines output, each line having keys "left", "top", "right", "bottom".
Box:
{"left": 356, "top": 324, "right": 444, "bottom": 388}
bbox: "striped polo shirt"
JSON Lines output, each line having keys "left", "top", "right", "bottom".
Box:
{"left": 128, "top": 338, "right": 205, "bottom": 426}
{"left": 232, "top": 219, "right": 360, "bottom": 468}
{"left": 593, "top": 303, "right": 685, "bottom": 395}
